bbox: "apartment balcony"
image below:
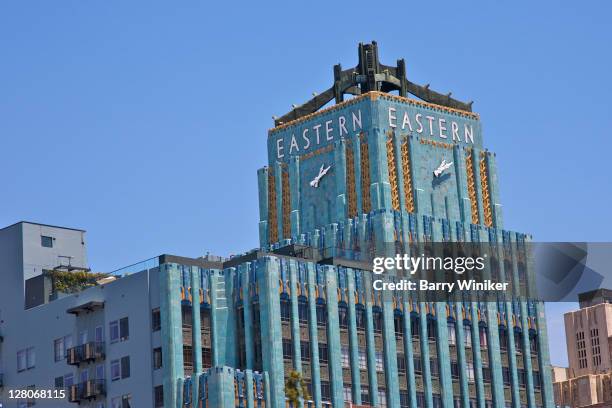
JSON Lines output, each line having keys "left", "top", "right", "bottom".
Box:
{"left": 66, "top": 342, "right": 105, "bottom": 366}
{"left": 68, "top": 380, "right": 105, "bottom": 403}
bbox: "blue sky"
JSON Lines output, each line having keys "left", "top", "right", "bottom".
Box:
{"left": 1, "top": 1, "right": 610, "bottom": 366}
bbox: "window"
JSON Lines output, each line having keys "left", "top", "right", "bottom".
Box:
{"left": 341, "top": 346, "right": 350, "bottom": 368}
{"left": 464, "top": 325, "right": 472, "bottom": 347}
{"left": 154, "top": 385, "right": 164, "bottom": 407}
{"left": 378, "top": 389, "right": 387, "bottom": 408}
{"left": 152, "top": 308, "right": 161, "bottom": 331}
{"left": 430, "top": 358, "right": 439, "bottom": 377}
{"left": 79, "top": 330, "right": 88, "bottom": 345}
{"left": 316, "top": 303, "right": 327, "bottom": 326}
{"left": 111, "top": 360, "right": 121, "bottom": 380}
{"left": 153, "top": 348, "right": 163, "bottom": 370}
{"left": 373, "top": 310, "right": 383, "bottom": 333}
{"left": 447, "top": 322, "right": 456, "bottom": 345}
{"left": 80, "top": 369, "right": 89, "bottom": 383}
{"left": 400, "top": 391, "right": 409, "bottom": 408}
{"left": 64, "top": 373, "right": 74, "bottom": 387}
{"left": 298, "top": 298, "right": 308, "bottom": 324}
{"left": 397, "top": 353, "right": 406, "bottom": 372}
{"left": 41, "top": 235, "right": 53, "bottom": 248}
{"left": 356, "top": 307, "right": 366, "bottom": 330}
{"left": 375, "top": 351, "right": 383, "bottom": 372}
{"left": 319, "top": 343, "right": 328, "bottom": 364}
{"left": 479, "top": 326, "right": 488, "bottom": 349}
{"left": 64, "top": 335, "right": 73, "bottom": 356}
{"left": 122, "top": 394, "right": 132, "bottom": 408}
{"left": 96, "top": 364, "right": 105, "bottom": 379}
{"left": 120, "top": 356, "right": 130, "bottom": 379}
{"left": 414, "top": 356, "right": 422, "bottom": 375}
{"left": 320, "top": 381, "right": 331, "bottom": 402}
{"left": 95, "top": 326, "right": 104, "bottom": 343}
{"left": 300, "top": 341, "right": 310, "bottom": 361}
{"left": 282, "top": 339, "right": 292, "bottom": 360}
{"left": 54, "top": 376, "right": 64, "bottom": 388}
{"left": 27, "top": 347, "right": 35, "bottom": 369}
{"left": 280, "top": 299, "right": 291, "bottom": 322}
{"left": 343, "top": 384, "right": 352, "bottom": 402}
{"left": 361, "top": 386, "right": 370, "bottom": 404}
{"left": 54, "top": 338, "right": 64, "bottom": 362}
{"left": 18, "top": 348, "right": 35, "bottom": 371}
{"left": 110, "top": 321, "right": 119, "bottom": 343}
{"left": 338, "top": 304, "right": 349, "bottom": 328}
{"left": 466, "top": 362, "right": 475, "bottom": 383}
{"left": 120, "top": 317, "right": 129, "bottom": 340}
{"left": 110, "top": 317, "right": 129, "bottom": 343}
{"left": 358, "top": 348, "right": 367, "bottom": 369}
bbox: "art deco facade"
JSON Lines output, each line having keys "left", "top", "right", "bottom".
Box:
{"left": 0, "top": 43, "right": 554, "bottom": 408}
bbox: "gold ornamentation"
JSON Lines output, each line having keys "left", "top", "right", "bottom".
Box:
{"left": 401, "top": 138, "right": 415, "bottom": 213}
{"left": 268, "top": 169, "right": 278, "bottom": 243}
{"left": 480, "top": 152, "right": 493, "bottom": 227}
{"left": 345, "top": 141, "right": 357, "bottom": 218}
{"left": 465, "top": 150, "right": 479, "bottom": 224}
{"left": 386, "top": 133, "right": 400, "bottom": 211}
{"left": 360, "top": 133, "right": 371, "bottom": 214}
{"left": 282, "top": 169, "right": 291, "bottom": 238}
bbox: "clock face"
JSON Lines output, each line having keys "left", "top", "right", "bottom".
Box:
{"left": 300, "top": 154, "right": 336, "bottom": 232}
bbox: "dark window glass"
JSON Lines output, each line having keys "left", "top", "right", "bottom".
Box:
{"left": 121, "top": 356, "right": 130, "bottom": 379}
{"left": 119, "top": 317, "right": 129, "bottom": 340}
{"left": 153, "top": 348, "right": 162, "bottom": 370}
{"left": 298, "top": 299, "right": 308, "bottom": 324}
{"left": 321, "top": 381, "right": 331, "bottom": 402}
{"left": 316, "top": 303, "right": 327, "bottom": 326}
{"left": 356, "top": 307, "right": 366, "bottom": 330}
{"left": 319, "top": 343, "right": 328, "bottom": 364}
{"left": 41, "top": 236, "right": 53, "bottom": 248}
{"left": 397, "top": 354, "right": 406, "bottom": 372}
{"left": 280, "top": 299, "right": 291, "bottom": 322}
{"left": 300, "top": 341, "right": 310, "bottom": 361}
{"left": 154, "top": 385, "right": 164, "bottom": 407}
{"left": 373, "top": 310, "right": 383, "bottom": 333}
{"left": 152, "top": 308, "right": 161, "bottom": 332}
{"left": 282, "top": 339, "right": 292, "bottom": 360}
{"left": 338, "top": 304, "right": 349, "bottom": 328}
{"left": 54, "top": 376, "right": 64, "bottom": 388}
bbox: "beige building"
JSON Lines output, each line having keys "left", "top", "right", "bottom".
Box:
{"left": 553, "top": 289, "right": 612, "bottom": 407}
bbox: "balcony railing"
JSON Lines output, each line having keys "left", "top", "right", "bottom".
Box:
{"left": 69, "top": 380, "right": 105, "bottom": 403}
{"left": 66, "top": 342, "right": 105, "bottom": 365}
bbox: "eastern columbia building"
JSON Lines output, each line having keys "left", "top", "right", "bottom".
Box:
{"left": 0, "top": 42, "right": 555, "bottom": 408}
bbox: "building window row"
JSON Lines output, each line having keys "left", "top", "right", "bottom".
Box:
{"left": 110, "top": 317, "right": 129, "bottom": 343}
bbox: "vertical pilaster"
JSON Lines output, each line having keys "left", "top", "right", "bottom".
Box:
{"left": 364, "top": 272, "right": 379, "bottom": 406}
{"left": 454, "top": 302, "right": 470, "bottom": 408}
{"left": 191, "top": 266, "right": 203, "bottom": 404}
{"left": 419, "top": 303, "right": 433, "bottom": 408}
{"left": 470, "top": 303, "right": 485, "bottom": 408}
{"left": 290, "top": 156, "right": 301, "bottom": 237}
{"left": 402, "top": 296, "right": 418, "bottom": 408}
{"left": 257, "top": 167, "right": 270, "bottom": 248}
{"left": 334, "top": 138, "right": 348, "bottom": 221}
{"left": 323, "top": 266, "right": 344, "bottom": 407}
{"left": 382, "top": 290, "right": 400, "bottom": 407}
{"left": 246, "top": 370, "right": 255, "bottom": 408}
{"left": 535, "top": 301, "right": 555, "bottom": 408}
{"left": 347, "top": 269, "right": 362, "bottom": 405}
{"left": 256, "top": 257, "right": 285, "bottom": 408}
{"left": 289, "top": 260, "right": 303, "bottom": 376}
{"left": 159, "top": 263, "right": 184, "bottom": 408}
{"left": 369, "top": 127, "right": 392, "bottom": 210}
{"left": 485, "top": 153, "right": 504, "bottom": 228}
{"left": 240, "top": 263, "right": 255, "bottom": 369}
{"left": 306, "top": 262, "right": 322, "bottom": 408}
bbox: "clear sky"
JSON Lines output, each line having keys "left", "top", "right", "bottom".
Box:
{"left": 1, "top": 1, "right": 610, "bottom": 367}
